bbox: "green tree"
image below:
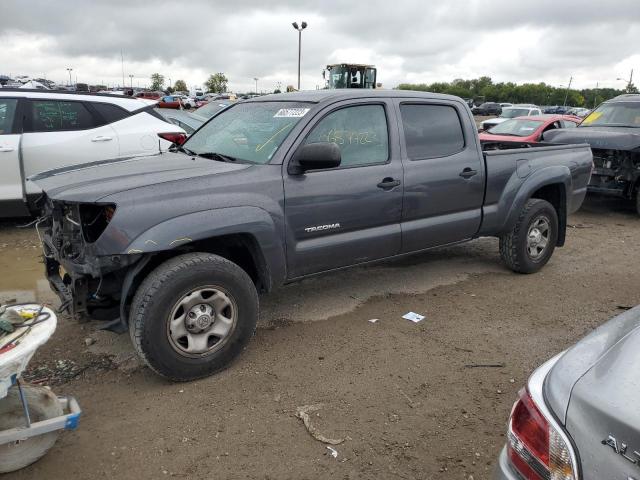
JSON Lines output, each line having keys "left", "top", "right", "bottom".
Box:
{"left": 624, "top": 82, "right": 639, "bottom": 94}
{"left": 273, "top": 88, "right": 282, "bottom": 94}
{"left": 205, "top": 73, "right": 228, "bottom": 93}
{"left": 174, "top": 79, "right": 188, "bottom": 92}
{"left": 397, "top": 77, "right": 626, "bottom": 107}
{"left": 150, "top": 73, "right": 165, "bottom": 91}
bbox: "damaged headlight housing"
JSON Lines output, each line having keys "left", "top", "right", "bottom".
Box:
{"left": 78, "top": 203, "right": 116, "bottom": 243}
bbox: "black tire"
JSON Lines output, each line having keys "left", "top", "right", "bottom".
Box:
{"left": 129, "top": 253, "right": 258, "bottom": 381}
{"left": 635, "top": 188, "right": 640, "bottom": 217}
{"left": 499, "top": 198, "right": 558, "bottom": 274}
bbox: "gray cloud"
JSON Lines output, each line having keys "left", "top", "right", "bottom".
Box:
{"left": 1, "top": 0, "right": 638, "bottom": 91}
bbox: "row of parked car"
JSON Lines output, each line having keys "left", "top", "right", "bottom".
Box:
{"left": 472, "top": 101, "right": 590, "bottom": 118}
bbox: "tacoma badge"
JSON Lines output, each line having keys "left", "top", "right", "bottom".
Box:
{"left": 304, "top": 223, "right": 341, "bottom": 233}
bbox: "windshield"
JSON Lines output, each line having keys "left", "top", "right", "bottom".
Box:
{"left": 184, "top": 101, "right": 312, "bottom": 164}
{"left": 500, "top": 108, "right": 530, "bottom": 118}
{"left": 327, "top": 66, "right": 368, "bottom": 88}
{"left": 580, "top": 102, "right": 640, "bottom": 127}
{"left": 194, "top": 101, "right": 231, "bottom": 119}
{"left": 487, "top": 119, "right": 543, "bottom": 136}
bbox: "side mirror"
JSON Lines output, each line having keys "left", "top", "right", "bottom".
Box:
{"left": 289, "top": 142, "right": 341, "bottom": 175}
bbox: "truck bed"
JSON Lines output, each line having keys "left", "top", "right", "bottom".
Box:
{"left": 478, "top": 142, "right": 593, "bottom": 236}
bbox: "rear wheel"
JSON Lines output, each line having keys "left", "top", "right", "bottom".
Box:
{"left": 635, "top": 188, "right": 640, "bottom": 217}
{"left": 129, "top": 253, "right": 258, "bottom": 381}
{"left": 499, "top": 199, "right": 558, "bottom": 274}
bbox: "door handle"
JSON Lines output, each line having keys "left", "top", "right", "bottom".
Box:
{"left": 459, "top": 168, "right": 478, "bottom": 179}
{"left": 0, "top": 147, "right": 14, "bottom": 152}
{"left": 377, "top": 177, "right": 401, "bottom": 189}
{"left": 91, "top": 136, "right": 113, "bottom": 142}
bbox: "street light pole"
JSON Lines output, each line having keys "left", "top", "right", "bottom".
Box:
{"left": 617, "top": 69, "right": 634, "bottom": 92}
{"left": 66, "top": 68, "right": 73, "bottom": 87}
{"left": 254, "top": 77, "right": 259, "bottom": 94}
{"left": 292, "top": 21, "right": 307, "bottom": 91}
{"left": 129, "top": 74, "right": 134, "bottom": 89}
{"left": 563, "top": 76, "right": 573, "bottom": 106}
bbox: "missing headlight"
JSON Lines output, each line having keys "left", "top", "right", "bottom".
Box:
{"left": 79, "top": 204, "right": 116, "bottom": 243}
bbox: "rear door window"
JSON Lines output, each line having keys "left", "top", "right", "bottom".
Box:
{"left": 0, "top": 99, "right": 18, "bottom": 134}
{"left": 29, "top": 100, "right": 95, "bottom": 132}
{"left": 304, "top": 104, "right": 389, "bottom": 167}
{"left": 400, "top": 104, "right": 465, "bottom": 159}
{"left": 91, "top": 102, "right": 130, "bottom": 125}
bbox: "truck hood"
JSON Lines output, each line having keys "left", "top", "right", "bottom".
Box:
{"left": 544, "top": 305, "right": 640, "bottom": 424}
{"left": 543, "top": 126, "right": 640, "bottom": 151}
{"left": 29, "top": 152, "right": 249, "bottom": 202}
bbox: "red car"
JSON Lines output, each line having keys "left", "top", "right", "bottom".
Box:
{"left": 135, "top": 91, "right": 163, "bottom": 100}
{"left": 157, "top": 95, "right": 183, "bottom": 109}
{"left": 479, "top": 114, "right": 581, "bottom": 144}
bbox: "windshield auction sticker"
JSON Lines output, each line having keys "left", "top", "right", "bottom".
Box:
{"left": 274, "top": 108, "right": 310, "bottom": 118}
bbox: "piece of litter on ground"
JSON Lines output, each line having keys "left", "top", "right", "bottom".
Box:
{"left": 368, "top": 318, "right": 379, "bottom": 324}
{"left": 464, "top": 363, "right": 505, "bottom": 368}
{"left": 402, "top": 312, "right": 425, "bottom": 323}
{"left": 326, "top": 446, "right": 338, "bottom": 458}
{"left": 295, "top": 404, "right": 345, "bottom": 445}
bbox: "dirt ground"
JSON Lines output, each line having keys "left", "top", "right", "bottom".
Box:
{"left": 0, "top": 195, "right": 638, "bottom": 480}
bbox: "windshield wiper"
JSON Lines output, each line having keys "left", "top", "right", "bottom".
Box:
{"left": 174, "top": 145, "right": 196, "bottom": 155}
{"left": 196, "top": 152, "right": 240, "bottom": 163}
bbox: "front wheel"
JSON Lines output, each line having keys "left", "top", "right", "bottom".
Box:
{"left": 129, "top": 253, "right": 258, "bottom": 381}
{"left": 499, "top": 199, "right": 559, "bottom": 274}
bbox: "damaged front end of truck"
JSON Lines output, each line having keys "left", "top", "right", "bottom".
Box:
{"left": 37, "top": 198, "right": 142, "bottom": 329}
{"left": 544, "top": 99, "right": 640, "bottom": 215}
{"left": 589, "top": 144, "right": 640, "bottom": 199}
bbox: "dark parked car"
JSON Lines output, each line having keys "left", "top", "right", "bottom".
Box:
{"left": 543, "top": 105, "right": 570, "bottom": 114}
{"left": 33, "top": 90, "right": 592, "bottom": 381}
{"left": 494, "top": 305, "right": 640, "bottom": 480}
{"left": 544, "top": 94, "right": 640, "bottom": 215}
{"left": 472, "top": 102, "right": 502, "bottom": 115}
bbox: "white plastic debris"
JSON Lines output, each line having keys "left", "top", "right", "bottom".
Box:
{"left": 326, "top": 446, "right": 338, "bottom": 458}
{"left": 368, "top": 318, "right": 379, "bottom": 324}
{"left": 402, "top": 312, "right": 425, "bottom": 323}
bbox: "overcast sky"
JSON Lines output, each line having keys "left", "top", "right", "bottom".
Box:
{"left": 2, "top": 0, "right": 639, "bottom": 92}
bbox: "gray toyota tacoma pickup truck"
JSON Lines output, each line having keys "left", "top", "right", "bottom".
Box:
{"left": 495, "top": 305, "right": 640, "bottom": 480}
{"left": 32, "top": 90, "right": 593, "bottom": 381}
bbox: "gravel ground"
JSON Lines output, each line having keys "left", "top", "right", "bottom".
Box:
{"left": 0, "top": 195, "right": 638, "bottom": 479}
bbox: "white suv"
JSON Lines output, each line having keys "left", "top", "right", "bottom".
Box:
{"left": 481, "top": 105, "right": 542, "bottom": 131}
{"left": 0, "top": 89, "right": 186, "bottom": 217}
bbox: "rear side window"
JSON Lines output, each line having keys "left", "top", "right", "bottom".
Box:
{"left": 29, "top": 100, "right": 94, "bottom": 132}
{"left": 400, "top": 104, "right": 465, "bottom": 159}
{"left": 0, "top": 99, "right": 18, "bottom": 135}
{"left": 92, "top": 102, "right": 129, "bottom": 125}
{"left": 304, "top": 104, "right": 389, "bottom": 167}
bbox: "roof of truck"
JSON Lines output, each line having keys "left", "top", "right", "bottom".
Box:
{"left": 244, "top": 89, "right": 465, "bottom": 104}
